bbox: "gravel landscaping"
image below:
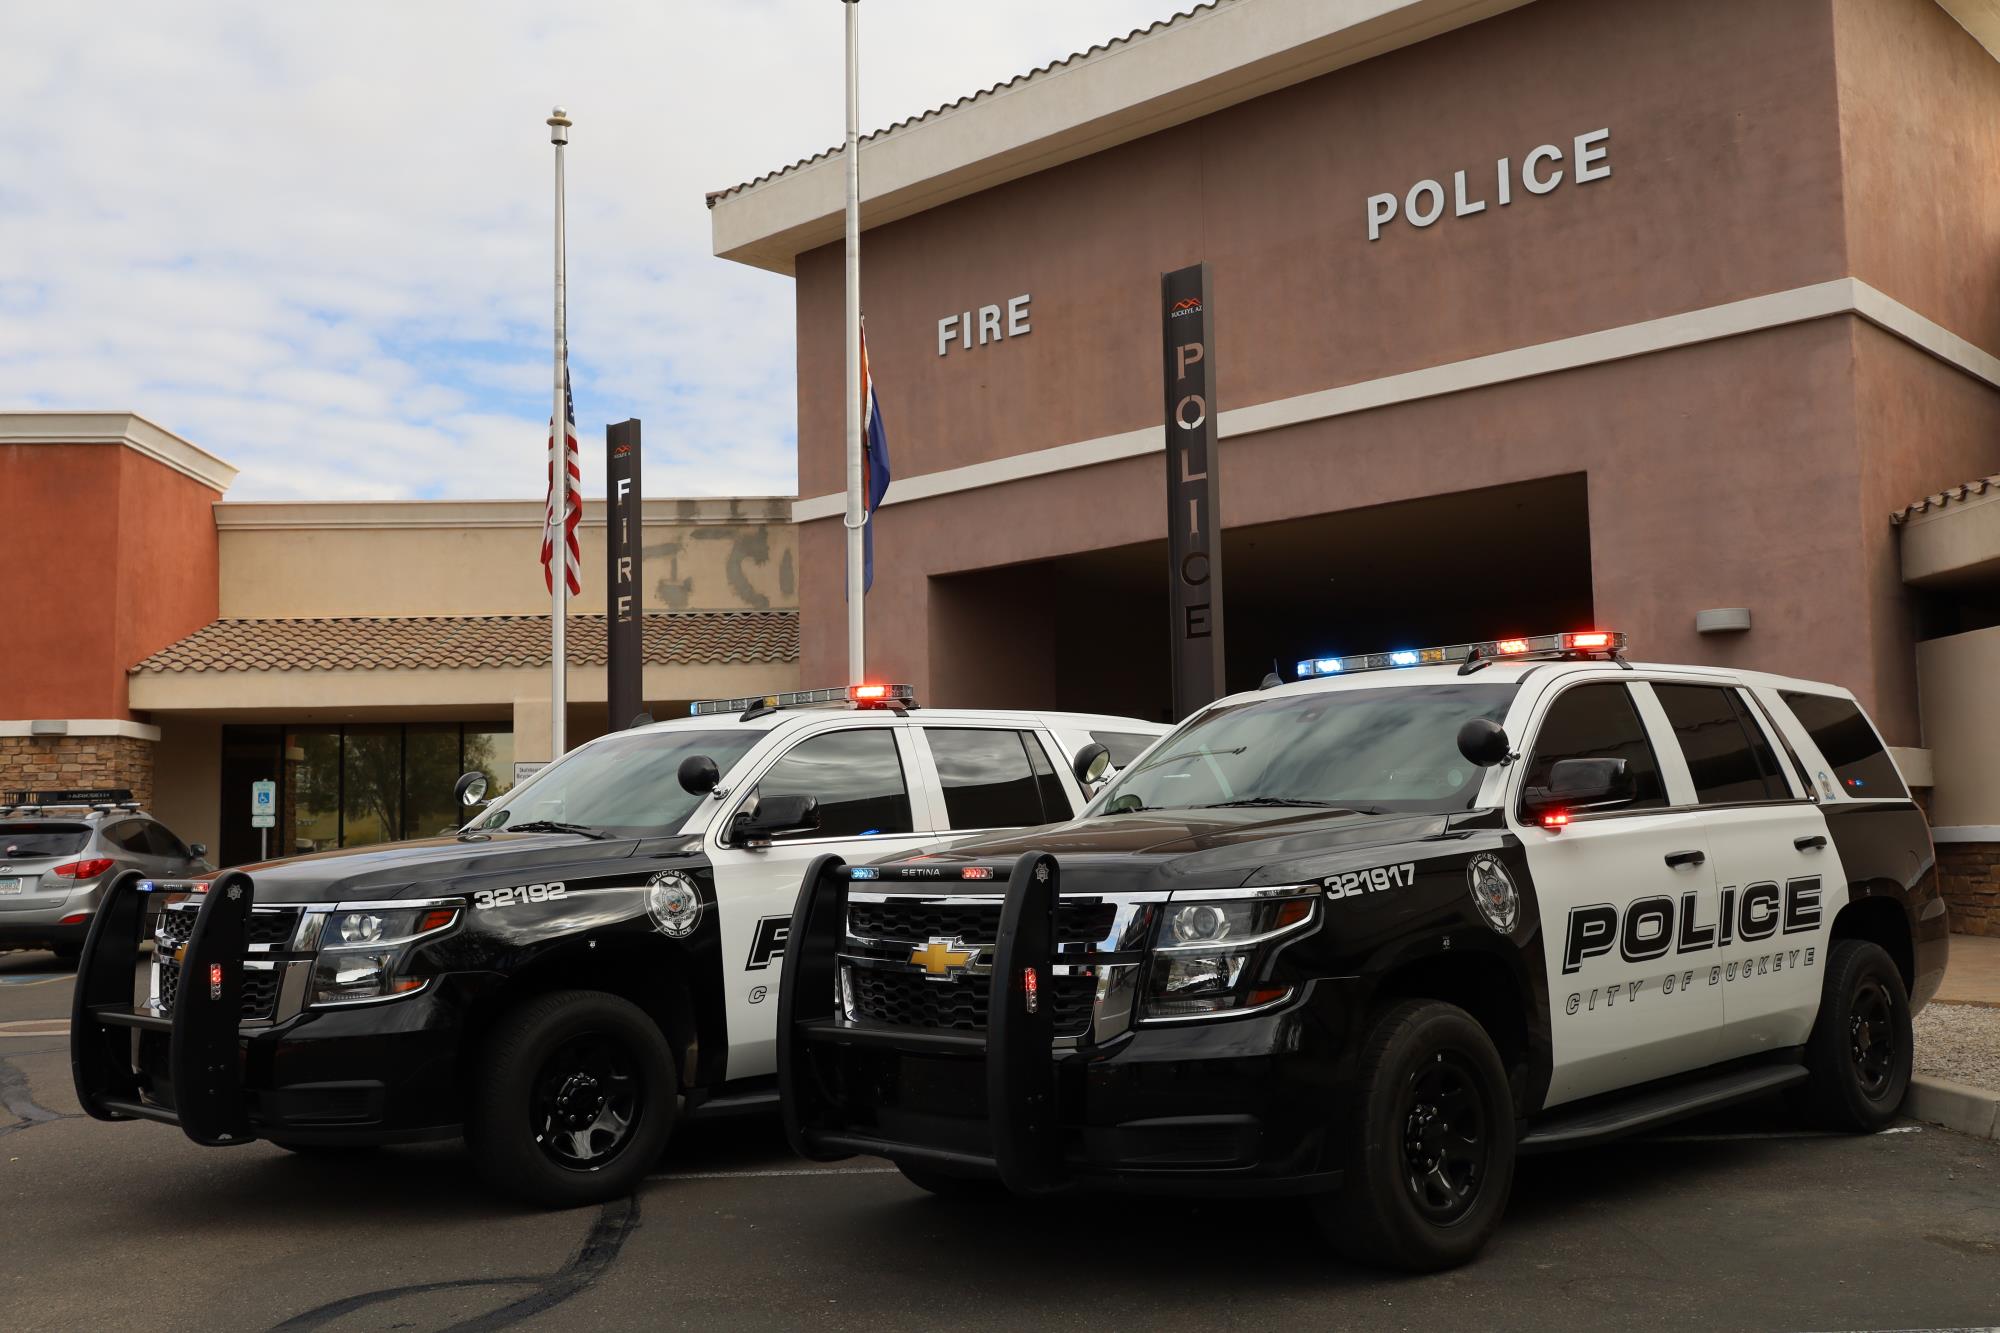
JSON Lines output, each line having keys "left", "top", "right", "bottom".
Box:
{"left": 1915, "top": 1002, "right": 2000, "bottom": 1090}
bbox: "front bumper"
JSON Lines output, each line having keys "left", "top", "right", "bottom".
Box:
{"left": 778, "top": 853, "right": 1356, "bottom": 1197}
{"left": 0, "top": 918, "right": 90, "bottom": 951}
{"left": 70, "top": 872, "right": 482, "bottom": 1146}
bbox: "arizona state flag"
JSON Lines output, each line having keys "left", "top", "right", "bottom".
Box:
{"left": 860, "top": 321, "right": 892, "bottom": 591}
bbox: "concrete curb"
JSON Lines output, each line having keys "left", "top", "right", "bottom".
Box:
{"left": 1902, "top": 1075, "right": 2000, "bottom": 1141}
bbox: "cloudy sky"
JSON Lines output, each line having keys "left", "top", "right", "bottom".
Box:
{"left": 0, "top": 1, "right": 1181, "bottom": 501}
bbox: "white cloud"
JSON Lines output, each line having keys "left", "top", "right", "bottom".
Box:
{"left": 0, "top": 0, "right": 1182, "bottom": 502}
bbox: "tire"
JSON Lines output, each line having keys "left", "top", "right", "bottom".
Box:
{"left": 895, "top": 1160, "right": 1002, "bottom": 1199}
{"left": 1795, "top": 940, "right": 1911, "bottom": 1133}
{"left": 468, "top": 989, "right": 678, "bottom": 1208}
{"left": 51, "top": 944, "right": 81, "bottom": 964}
{"left": 1312, "top": 1000, "right": 1516, "bottom": 1272}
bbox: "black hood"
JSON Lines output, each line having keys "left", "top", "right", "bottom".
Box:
{"left": 906, "top": 807, "right": 1452, "bottom": 892}
{"left": 216, "top": 833, "right": 659, "bottom": 904}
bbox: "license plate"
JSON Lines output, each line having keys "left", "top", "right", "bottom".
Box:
{"left": 0, "top": 879, "right": 22, "bottom": 895}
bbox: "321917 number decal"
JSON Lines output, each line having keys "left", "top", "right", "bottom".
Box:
{"left": 1322, "top": 864, "right": 1414, "bottom": 900}
{"left": 474, "top": 882, "right": 566, "bottom": 910}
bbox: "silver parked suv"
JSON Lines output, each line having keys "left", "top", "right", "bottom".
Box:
{"left": 0, "top": 790, "right": 211, "bottom": 959}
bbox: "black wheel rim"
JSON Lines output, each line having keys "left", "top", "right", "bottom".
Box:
{"left": 1849, "top": 978, "right": 1895, "bottom": 1099}
{"left": 532, "top": 1030, "right": 644, "bottom": 1171}
{"left": 1399, "top": 1050, "right": 1489, "bottom": 1225}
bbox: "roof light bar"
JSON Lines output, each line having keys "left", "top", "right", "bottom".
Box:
{"left": 689, "top": 683, "right": 917, "bottom": 717}
{"left": 1294, "top": 631, "right": 1627, "bottom": 679}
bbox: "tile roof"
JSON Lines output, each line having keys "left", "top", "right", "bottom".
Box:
{"left": 1890, "top": 476, "right": 2000, "bottom": 525}
{"left": 130, "top": 613, "right": 798, "bottom": 675}
{"left": 705, "top": 2, "right": 1226, "bottom": 207}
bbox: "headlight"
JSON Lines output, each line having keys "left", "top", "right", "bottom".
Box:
{"left": 310, "top": 903, "right": 459, "bottom": 1006}
{"left": 1143, "top": 891, "right": 1315, "bottom": 1020}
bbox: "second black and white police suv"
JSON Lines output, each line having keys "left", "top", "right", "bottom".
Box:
{"left": 67, "top": 685, "right": 1165, "bottom": 1206}
{"left": 778, "top": 632, "right": 1949, "bottom": 1271}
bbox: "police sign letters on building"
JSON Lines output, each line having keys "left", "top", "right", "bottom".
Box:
{"left": 1160, "top": 263, "right": 1225, "bottom": 720}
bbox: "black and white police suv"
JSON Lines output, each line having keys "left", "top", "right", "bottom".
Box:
{"left": 68, "top": 685, "right": 1166, "bottom": 1205}
{"left": 776, "top": 633, "right": 1949, "bottom": 1271}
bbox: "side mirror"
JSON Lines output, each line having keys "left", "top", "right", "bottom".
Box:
{"left": 678, "top": 754, "right": 721, "bottom": 796}
{"left": 1525, "top": 758, "right": 1634, "bottom": 819}
{"left": 187, "top": 843, "right": 207, "bottom": 860}
{"left": 1072, "top": 742, "right": 1112, "bottom": 787}
{"left": 455, "top": 771, "right": 489, "bottom": 808}
{"left": 1456, "top": 718, "right": 1511, "bottom": 768}
{"left": 733, "top": 794, "right": 819, "bottom": 848}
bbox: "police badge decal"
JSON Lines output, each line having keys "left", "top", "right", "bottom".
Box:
{"left": 1466, "top": 853, "right": 1519, "bottom": 934}
{"left": 645, "top": 871, "right": 702, "bottom": 938}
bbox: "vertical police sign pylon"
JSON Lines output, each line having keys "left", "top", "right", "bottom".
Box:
{"left": 606, "top": 419, "right": 644, "bottom": 730}
{"left": 1161, "top": 264, "right": 1224, "bottom": 720}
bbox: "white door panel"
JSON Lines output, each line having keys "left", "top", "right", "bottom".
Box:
{"left": 706, "top": 722, "right": 938, "bottom": 1081}
{"left": 1526, "top": 811, "right": 1725, "bottom": 1106}
{"left": 1698, "top": 806, "right": 1840, "bottom": 1054}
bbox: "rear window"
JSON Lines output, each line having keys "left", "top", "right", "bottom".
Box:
{"left": 1779, "top": 691, "right": 1907, "bottom": 799}
{"left": 1653, "top": 684, "right": 1789, "bottom": 805}
{"left": 1089, "top": 731, "right": 1159, "bottom": 768}
{"left": 0, "top": 823, "right": 90, "bottom": 857}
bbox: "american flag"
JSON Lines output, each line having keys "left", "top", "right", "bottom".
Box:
{"left": 541, "top": 366, "right": 582, "bottom": 596}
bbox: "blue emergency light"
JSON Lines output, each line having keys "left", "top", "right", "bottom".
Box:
{"left": 1295, "top": 630, "right": 1627, "bottom": 679}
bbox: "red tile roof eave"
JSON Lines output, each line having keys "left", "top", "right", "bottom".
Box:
{"left": 1890, "top": 476, "right": 2000, "bottom": 525}
{"left": 128, "top": 612, "right": 800, "bottom": 676}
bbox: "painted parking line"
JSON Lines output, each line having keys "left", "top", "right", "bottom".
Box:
{"left": 0, "top": 1020, "right": 70, "bottom": 1039}
{"left": 0, "top": 974, "right": 71, "bottom": 986}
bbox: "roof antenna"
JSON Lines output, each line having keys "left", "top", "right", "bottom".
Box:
{"left": 1259, "top": 658, "right": 1285, "bottom": 690}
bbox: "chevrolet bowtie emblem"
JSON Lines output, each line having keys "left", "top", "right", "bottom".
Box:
{"left": 909, "top": 937, "right": 977, "bottom": 978}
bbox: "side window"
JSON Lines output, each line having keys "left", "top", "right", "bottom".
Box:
{"left": 144, "top": 822, "right": 191, "bottom": 860}
{"left": 1090, "top": 731, "right": 1159, "bottom": 769}
{"left": 926, "top": 729, "right": 1056, "bottom": 830}
{"left": 1653, "top": 684, "right": 1789, "bottom": 804}
{"left": 754, "top": 729, "right": 913, "bottom": 840}
{"left": 102, "top": 819, "right": 152, "bottom": 854}
{"left": 1521, "top": 684, "right": 1668, "bottom": 812}
{"left": 1779, "top": 691, "right": 1908, "bottom": 799}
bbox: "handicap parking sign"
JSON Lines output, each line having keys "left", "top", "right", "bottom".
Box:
{"left": 251, "top": 779, "right": 277, "bottom": 829}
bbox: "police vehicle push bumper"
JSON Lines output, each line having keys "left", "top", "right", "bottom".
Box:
{"left": 70, "top": 869, "right": 473, "bottom": 1147}
{"left": 778, "top": 852, "right": 1345, "bottom": 1196}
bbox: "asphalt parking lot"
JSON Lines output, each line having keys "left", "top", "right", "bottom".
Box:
{"left": 3, "top": 948, "right": 1997, "bottom": 1332}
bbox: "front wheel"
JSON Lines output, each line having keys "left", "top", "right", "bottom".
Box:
{"left": 1796, "top": 940, "right": 1912, "bottom": 1132}
{"left": 1313, "top": 1000, "right": 1516, "bottom": 1272}
{"left": 468, "top": 989, "right": 678, "bottom": 1207}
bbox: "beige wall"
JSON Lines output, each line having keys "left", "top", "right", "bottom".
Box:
{"left": 1917, "top": 625, "right": 2000, "bottom": 826}
{"left": 152, "top": 717, "right": 222, "bottom": 854}
{"left": 1900, "top": 491, "right": 2000, "bottom": 587}
{"left": 216, "top": 497, "right": 796, "bottom": 618}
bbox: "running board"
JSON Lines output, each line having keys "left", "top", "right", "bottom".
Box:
{"left": 685, "top": 1088, "right": 779, "bottom": 1120}
{"left": 1518, "top": 1064, "right": 1808, "bottom": 1153}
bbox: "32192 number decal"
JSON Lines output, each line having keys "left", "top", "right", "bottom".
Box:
{"left": 1322, "top": 864, "right": 1414, "bottom": 900}
{"left": 474, "top": 882, "right": 566, "bottom": 910}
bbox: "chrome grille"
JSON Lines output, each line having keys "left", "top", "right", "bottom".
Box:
{"left": 152, "top": 902, "right": 302, "bottom": 1023}
{"left": 850, "top": 966, "right": 1096, "bottom": 1034}
{"left": 848, "top": 900, "right": 1115, "bottom": 948}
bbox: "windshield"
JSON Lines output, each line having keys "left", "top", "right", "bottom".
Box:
{"left": 1092, "top": 682, "right": 1518, "bottom": 816}
{"left": 0, "top": 823, "right": 91, "bottom": 858}
{"left": 469, "top": 730, "right": 762, "bottom": 837}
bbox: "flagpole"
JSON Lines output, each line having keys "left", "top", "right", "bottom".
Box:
{"left": 842, "top": 0, "right": 866, "bottom": 682}
{"left": 548, "top": 105, "right": 571, "bottom": 759}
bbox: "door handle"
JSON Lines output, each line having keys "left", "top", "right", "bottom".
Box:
{"left": 1664, "top": 850, "right": 1706, "bottom": 869}
{"left": 1794, "top": 835, "right": 1827, "bottom": 852}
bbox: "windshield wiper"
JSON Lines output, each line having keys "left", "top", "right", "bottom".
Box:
{"left": 1150, "top": 746, "right": 1247, "bottom": 767}
{"left": 1196, "top": 799, "right": 1394, "bottom": 814}
{"left": 499, "top": 819, "right": 610, "bottom": 840}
